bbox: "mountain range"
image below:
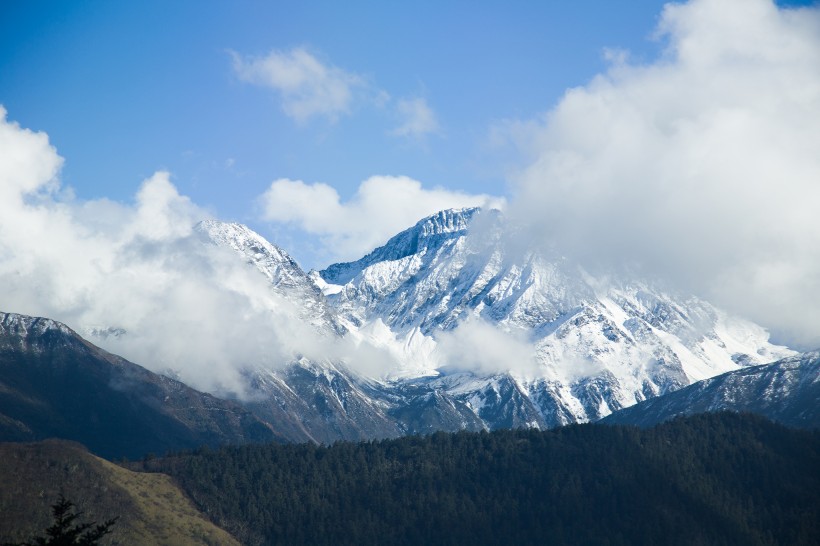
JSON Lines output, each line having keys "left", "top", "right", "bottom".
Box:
{"left": 1, "top": 207, "right": 816, "bottom": 456}
{"left": 311, "top": 207, "right": 793, "bottom": 426}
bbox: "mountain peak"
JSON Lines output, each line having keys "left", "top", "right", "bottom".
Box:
{"left": 319, "top": 207, "right": 483, "bottom": 286}
{"left": 0, "top": 311, "right": 79, "bottom": 352}
{"left": 313, "top": 207, "right": 793, "bottom": 427}
{"left": 194, "top": 218, "right": 312, "bottom": 291}
{"left": 416, "top": 207, "right": 481, "bottom": 237}
{"left": 1, "top": 312, "right": 73, "bottom": 336}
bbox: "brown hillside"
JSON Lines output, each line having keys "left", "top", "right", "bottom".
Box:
{"left": 0, "top": 439, "right": 239, "bottom": 545}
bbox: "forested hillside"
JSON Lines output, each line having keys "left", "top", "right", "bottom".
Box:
{"left": 136, "top": 412, "right": 820, "bottom": 546}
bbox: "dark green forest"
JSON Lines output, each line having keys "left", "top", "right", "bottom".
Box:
{"left": 136, "top": 413, "right": 820, "bottom": 546}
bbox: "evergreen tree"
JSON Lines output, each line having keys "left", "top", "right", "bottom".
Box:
{"left": 4, "top": 495, "right": 117, "bottom": 546}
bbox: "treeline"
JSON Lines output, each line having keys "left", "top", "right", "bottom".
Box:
{"left": 136, "top": 412, "right": 820, "bottom": 545}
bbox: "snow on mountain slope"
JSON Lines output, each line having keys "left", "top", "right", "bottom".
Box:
{"left": 240, "top": 357, "right": 404, "bottom": 444}
{"left": 320, "top": 208, "right": 480, "bottom": 288}
{"left": 317, "top": 208, "right": 794, "bottom": 427}
{"left": 195, "top": 220, "right": 347, "bottom": 336}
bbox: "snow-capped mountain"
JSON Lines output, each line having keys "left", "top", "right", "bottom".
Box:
{"left": 314, "top": 207, "right": 794, "bottom": 428}
{"left": 85, "top": 210, "right": 794, "bottom": 442}
{"left": 601, "top": 351, "right": 820, "bottom": 428}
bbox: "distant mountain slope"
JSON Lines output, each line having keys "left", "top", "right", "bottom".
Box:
{"left": 0, "top": 439, "right": 239, "bottom": 545}
{"left": 241, "top": 359, "right": 405, "bottom": 444}
{"left": 601, "top": 351, "right": 820, "bottom": 428}
{"left": 0, "top": 312, "right": 279, "bottom": 459}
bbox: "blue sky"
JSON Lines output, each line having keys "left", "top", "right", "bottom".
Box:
{"left": 2, "top": 0, "right": 820, "bottom": 348}
{"left": 1, "top": 1, "right": 677, "bottom": 255}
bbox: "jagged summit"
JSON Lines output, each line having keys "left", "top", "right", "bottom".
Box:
{"left": 319, "top": 207, "right": 483, "bottom": 286}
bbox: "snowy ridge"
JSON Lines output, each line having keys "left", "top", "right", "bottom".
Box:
{"left": 196, "top": 220, "right": 305, "bottom": 289}
{"left": 0, "top": 311, "right": 79, "bottom": 351}
{"left": 1, "top": 312, "right": 74, "bottom": 337}
{"left": 195, "top": 220, "right": 346, "bottom": 335}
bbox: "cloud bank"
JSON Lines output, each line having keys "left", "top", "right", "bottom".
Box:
{"left": 259, "top": 175, "right": 505, "bottom": 264}
{"left": 506, "top": 0, "right": 820, "bottom": 347}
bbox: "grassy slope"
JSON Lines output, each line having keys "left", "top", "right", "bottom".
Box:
{"left": 0, "top": 439, "right": 238, "bottom": 545}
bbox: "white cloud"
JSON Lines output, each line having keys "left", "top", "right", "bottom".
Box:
{"left": 391, "top": 97, "right": 439, "bottom": 138}
{"left": 231, "top": 47, "right": 444, "bottom": 139}
{"left": 505, "top": 0, "right": 820, "bottom": 347}
{"left": 0, "top": 107, "right": 400, "bottom": 395}
{"left": 0, "top": 106, "right": 62, "bottom": 200}
{"left": 258, "top": 175, "right": 505, "bottom": 264}
{"left": 231, "top": 47, "right": 362, "bottom": 123}
{"left": 435, "top": 317, "right": 540, "bottom": 378}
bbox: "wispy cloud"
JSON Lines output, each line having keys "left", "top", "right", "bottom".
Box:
{"left": 391, "top": 97, "right": 440, "bottom": 138}
{"left": 230, "top": 47, "right": 363, "bottom": 123}
{"left": 231, "top": 47, "right": 442, "bottom": 140}
{"left": 258, "top": 175, "right": 504, "bottom": 264}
